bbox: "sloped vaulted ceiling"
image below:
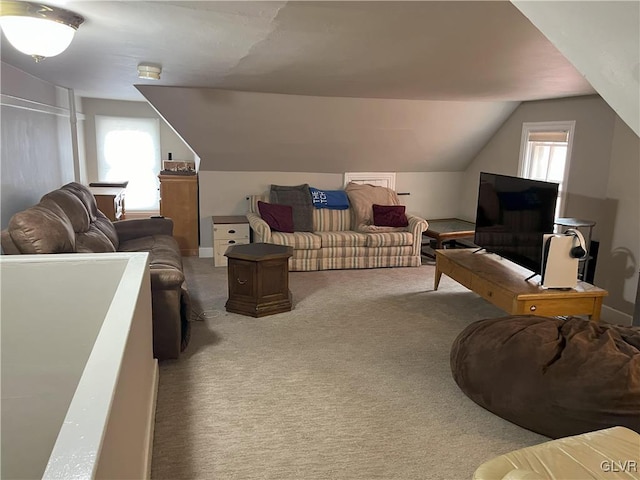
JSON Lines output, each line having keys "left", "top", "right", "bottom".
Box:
{"left": 1, "top": 2, "right": 598, "bottom": 173}
{"left": 138, "top": 86, "right": 519, "bottom": 173}
{"left": 512, "top": 1, "right": 640, "bottom": 137}
{"left": 132, "top": 1, "right": 594, "bottom": 173}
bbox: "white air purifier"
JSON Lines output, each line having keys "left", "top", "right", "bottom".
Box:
{"left": 540, "top": 234, "right": 580, "bottom": 289}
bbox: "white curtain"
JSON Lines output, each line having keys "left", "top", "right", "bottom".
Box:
{"left": 95, "top": 115, "right": 161, "bottom": 211}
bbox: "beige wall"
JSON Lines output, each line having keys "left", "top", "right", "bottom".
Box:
{"left": 594, "top": 117, "right": 640, "bottom": 314}
{"left": 198, "top": 171, "right": 462, "bottom": 250}
{"left": 461, "top": 95, "right": 639, "bottom": 318}
{"left": 460, "top": 96, "right": 616, "bottom": 228}
{"left": 81, "top": 98, "right": 195, "bottom": 185}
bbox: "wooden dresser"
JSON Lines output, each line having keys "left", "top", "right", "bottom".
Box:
{"left": 158, "top": 174, "right": 199, "bottom": 256}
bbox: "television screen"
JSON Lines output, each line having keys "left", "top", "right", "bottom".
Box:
{"left": 474, "top": 172, "right": 559, "bottom": 274}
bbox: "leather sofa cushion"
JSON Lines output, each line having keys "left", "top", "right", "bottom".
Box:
{"left": 41, "top": 189, "right": 90, "bottom": 232}
{"left": 5, "top": 183, "right": 120, "bottom": 254}
{"left": 39, "top": 188, "right": 117, "bottom": 253}
{"left": 118, "top": 235, "right": 183, "bottom": 271}
{"left": 76, "top": 224, "right": 117, "bottom": 253}
{"left": 6, "top": 200, "right": 76, "bottom": 253}
{"left": 61, "top": 182, "right": 119, "bottom": 249}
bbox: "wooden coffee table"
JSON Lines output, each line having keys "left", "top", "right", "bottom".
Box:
{"left": 435, "top": 249, "right": 608, "bottom": 321}
{"left": 224, "top": 243, "right": 293, "bottom": 317}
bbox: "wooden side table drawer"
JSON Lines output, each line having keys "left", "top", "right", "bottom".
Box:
{"left": 517, "top": 297, "right": 597, "bottom": 316}
{"left": 471, "top": 277, "right": 513, "bottom": 312}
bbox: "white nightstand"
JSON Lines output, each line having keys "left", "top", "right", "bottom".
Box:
{"left": 212, "top": 216, "right": 250, "bottom": 266}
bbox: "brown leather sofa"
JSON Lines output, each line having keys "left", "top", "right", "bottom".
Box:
{"left": 1, "top": 182, "right": 190, "bottom": 360}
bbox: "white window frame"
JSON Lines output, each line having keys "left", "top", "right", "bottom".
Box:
{"left": 518, "top": 121, "right": 575, "bottom": 217}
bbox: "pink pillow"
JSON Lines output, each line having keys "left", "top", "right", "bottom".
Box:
{"left": 372, "top": 204, "right": 409, "bottom": 227}
{"left": 257, "top": 201, "right": 295, "bottom": 233}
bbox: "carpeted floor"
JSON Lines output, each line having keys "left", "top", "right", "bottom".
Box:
{"left": 151, "top": 258, "right": 548, "bottom": 480}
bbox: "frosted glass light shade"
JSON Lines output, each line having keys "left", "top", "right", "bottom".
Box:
{"left": 0, "top": 2, "right": 84, "bottom": 61}
{"left": 0, "top": 16, "right": 76, "bottom": 58}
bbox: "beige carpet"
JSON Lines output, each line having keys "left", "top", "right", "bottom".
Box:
{"left": 151, "top": 258, "right": 547, "bottom": 480}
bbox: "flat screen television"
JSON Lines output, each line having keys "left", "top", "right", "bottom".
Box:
{"left": 474, "top": 172, "right": 559, "bottom": 274}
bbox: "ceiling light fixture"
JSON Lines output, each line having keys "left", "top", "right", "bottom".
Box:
{"left": 137, "top": 63, "right": 162, "bottom": 80}
{"left": 0, "top": 1, "right": 84, "bottom": 62}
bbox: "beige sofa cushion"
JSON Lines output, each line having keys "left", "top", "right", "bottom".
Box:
{"left": 344, "top": 182, "right": 403, "bottom": 232}
{"left": 316, "top": 231, "right": 367, "bottom": 248}
{"left": 365, "top": 232, "right": 414, "bottom": 247}
{"left": 271, "top": 231, "right": 322, "bottom": 249}
{"left": 313, "top": 208, "right": 352, "bottom": 232}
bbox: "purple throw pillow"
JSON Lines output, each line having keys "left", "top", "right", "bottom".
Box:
{"left": 372, "top": 204, "right": 409, "bottom": 227}
{"left": 258, "top": 201, "right": 295, "bottom": 233}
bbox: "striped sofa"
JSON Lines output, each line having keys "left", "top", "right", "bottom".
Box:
{"left": 247, "top": 195, "right": 428, "bottom": 271}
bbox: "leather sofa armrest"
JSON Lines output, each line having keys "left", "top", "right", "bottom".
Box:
{"left": 406, "top": 214, "right": 428, "bottom": 256}
{"left": 149, "top": 267, "right": 185, "bottom": 290}
{"left": 246, "top": 212, "right": 272, "bottom": 243}
{"left": 114, "top": 217, "right": 174, "bottom": 243}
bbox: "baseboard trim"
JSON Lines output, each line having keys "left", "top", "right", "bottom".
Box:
{"left": 199, "top": 247, "right": 214, "bottom": 258}
{"left": 601, "top": 305, "right": 632, "bottom": 326}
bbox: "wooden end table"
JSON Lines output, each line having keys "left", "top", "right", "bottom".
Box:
{"left": 422, "top": 218, "right": 476, "bottom": 257}
{"left": 225, "top": 243, "right": 293, "bottom": 317}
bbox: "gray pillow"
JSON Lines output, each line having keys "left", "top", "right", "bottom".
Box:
{"left": 269, "top": 184, "right": 314, "bottom": 232}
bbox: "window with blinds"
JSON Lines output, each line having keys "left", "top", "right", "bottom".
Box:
{"left": 519, "top": 122, "right": 575, "bottom": 217}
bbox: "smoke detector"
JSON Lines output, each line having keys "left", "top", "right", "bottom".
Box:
{"left": 137, "top": 63, "right": 161, "bottom": 80}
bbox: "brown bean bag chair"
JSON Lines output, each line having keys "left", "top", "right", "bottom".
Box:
{"left": 450, "top": 316, "right": 640, "bottom": 439}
